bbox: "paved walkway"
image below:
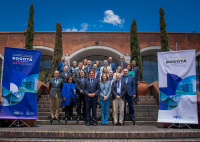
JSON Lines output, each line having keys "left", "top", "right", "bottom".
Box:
{"left": 0, "top": 125, "right": 199, "bottom": 132}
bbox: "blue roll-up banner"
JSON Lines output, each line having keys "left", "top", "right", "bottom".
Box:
{"left": 157, "top": 49, "right": 198, "bottom": 124}
{"left": 0, "top": 47, "right": 41, "bottom": 120}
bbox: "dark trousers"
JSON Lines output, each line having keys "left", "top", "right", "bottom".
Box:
{"left": 135, "top": 83, "right": 138, "bottom": 100}
{"left": 77, "top": 94, "right": 86, "bottom": 119}
{"left": 124, "top": 93, "right": 135, "bottom": 119}
{"left": 65, "top": 102, "right": 73, "bottom": 117}
{"left": 85, "top": 97, "right": 97, "bottom": 122}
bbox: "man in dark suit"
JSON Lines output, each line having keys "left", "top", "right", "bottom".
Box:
{"left": 49, "top": 70, "right": 64, "bottom": 123}
{"left": 131, "top": 60, "right": 140, "bottom": 104}
{"left": 108, "top": 57, "right": 116, "bottom": 73}
{"left": 73, "top": 62, "right": 84, "bottom": 79}
{"left": 76, "top": 69, "right": 87, "bottom": 121}
{"left": 93, "top": 64, "right": 100, "bottom": 80}
{"left": 83, "top": 70, "right": 100, "bottom": 126}
{"left": 84, "top": 60, "right": 93, "bottom": 74}
{"left": 60, "top": 66, "right": 72, "bottom": 83}
{"left": 60, "top": 60, "right": 72, "bottom": 73}
{"left": 111, "top": 73, "right": 126, "bottom": 125}
{"left": 121, "top": 68, "right": 136, "bottom": 123}
{"left": 116, "top": 56, "right": 127, "bottom": 69}
{"left": 57, "top": 57, "right": 65, "bottom": 72}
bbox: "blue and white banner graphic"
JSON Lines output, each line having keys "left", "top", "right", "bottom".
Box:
{"left": 0, "top": 47, "right": 41, "bottom": 120}
{"left": 157, "top": 49, "right": 198, "bottom": 124}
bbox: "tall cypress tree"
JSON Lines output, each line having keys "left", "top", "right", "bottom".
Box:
{"left": 51, "top": 22, "right": 63, "bottom": 77}
{"left": 159, "top": 7, "right": 170, "bottom": 51}
{"left": 130, "top": 19, "right": 143, "bottom": 80}
{"left": 25, "top": 4, "right": 34, "bottom": 49}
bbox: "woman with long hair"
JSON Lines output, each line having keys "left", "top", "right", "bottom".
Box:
{"left": 82, "top": 58, "right": 88, "bottom": 69}
{"left": 99, "top": 73, "right": 111, "bottom": 125}
{"left": 95, "top": 60, "right": 101, "bottom": 71}
{"left": 62, "top": 76, "right": 77, "bottom": 123}
{"left": 125, "top": 64, "right": 135, "bottom": 78}
{"left": 113, "top": 66, "right": 123, "bottom": 80}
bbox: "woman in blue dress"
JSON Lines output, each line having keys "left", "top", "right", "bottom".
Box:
{"left": 99, "top": 73, "right": 111, "bottom": 125}
{"left": 62, "top": 76, "right": 77, "bottom": 123}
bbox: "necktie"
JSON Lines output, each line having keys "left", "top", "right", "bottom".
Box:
{"left": 110, "top": 63, "right": 111, "bottom": 67}
{"left": 90, "top": 78, "right": 93, "bottom": 86}
{"left": 88, "top": 67, "right": 90, "bottom": 72}
{"left": 125, "top": 76, "right": 128, "bottom": 83}
{"left": 56, "top": 79, "right": 58, "bottom": 86}
{"left": 65, "top": 72, "right": 67, "bottom": 77}
{"left": 109, "top": 78, "right": 112, "bottom": 83}
{"left": 121, "top": 62, "right": 123, "bottom": 67}
{"left": 117, "top": 81, "right": 119, "bottom": 87}
{"left": 94, "top": 70, "right": 96, "bottom": 78}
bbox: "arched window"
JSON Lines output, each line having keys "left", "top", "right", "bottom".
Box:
{"left": 40, "top": 55, "right": 52, "bottom": 75}
{"left": 142, "top": 55, "right": 158, "bottom": 84}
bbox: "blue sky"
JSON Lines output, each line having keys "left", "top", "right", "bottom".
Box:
{"left": 0, "top": 0, "right": 200, "bottom": 32}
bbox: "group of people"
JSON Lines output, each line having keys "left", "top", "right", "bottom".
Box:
{"left": 49, "top": 56, "right": 140, "bottom": 126}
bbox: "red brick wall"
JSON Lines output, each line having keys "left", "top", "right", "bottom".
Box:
{"left": 0, "top": 32, "right": 200, "bottom": 56}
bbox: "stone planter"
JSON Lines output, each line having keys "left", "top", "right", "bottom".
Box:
{"left": 137, "top": 81, "right": 148, "bottom": 96}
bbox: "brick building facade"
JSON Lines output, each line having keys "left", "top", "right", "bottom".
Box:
{"left": 0, "top": 31, "right": 200, "bottom": 87}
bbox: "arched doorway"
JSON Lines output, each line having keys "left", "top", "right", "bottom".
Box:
{"left": 33, "top": 46, "right": 54, "bottom": 75}
{"left": 67, "top": 46, "right": 130, "bottom": 66}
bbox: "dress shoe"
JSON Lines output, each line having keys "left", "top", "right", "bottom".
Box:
{"left": 77, "top": 117, "right": 80, "bottom": 121}
{"left": 69, "top": 117, "right": 73, "bottom": 121}
{"left": 113, "top": 123, "right": 117, "bottom": 126}
{"left": 93, "top": 122, "right": 97, "bottom": 126}
{"left": 120, "top": 123, "right": 124, "bottom": 126}
{"left": 50, "top": 118, "right": 53, "bottom": 124}
{"left": 65, "top": 118, "right": 68, "bottom": 123}
{"left": 131, "top": 117, "right": 135, "bottom": 122}
{"left": 57, "top": 118, "right": 60, "bottom": 123}
{"left": 86, "top": 122, "right": 90, "bottom": 126}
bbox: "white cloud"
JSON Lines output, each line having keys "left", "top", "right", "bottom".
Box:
{"left": 80, "top": 23, "right": 88, "bottom": 31}
{"left": 63, "top": 26, "right": 78, "bottom": 31}
{"left": 101, "top": 10, "right": 125, "bottom": 27}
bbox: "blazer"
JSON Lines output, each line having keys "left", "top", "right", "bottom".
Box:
{"left": 108, "top": 62, "right": 116, "bottom": 73}
{"left": 116, "top": 62, "right": 127, "bottom": 69}
{"left": 132, "top": 66, "right": 140, "bottom": 83}
{"left": 100, "top": 66, "right": 112, "bottom": 74}
{"left": 113, "top": 72, "right": 123, "bottom": 81}
{"left": 60, "top": 72, "right": 73, "bottom": 83}
{"left": 73, "top": 68, "right": 85, "bottom": 79}
{"left": 71, "top": 67, "right": 79, "bottom": 74}
{"left": 111, "top": 80, "right": 126, "bottom": 101}
{"left": 60, "top": 66, "right": 72, "bottom": 73}
{"left": 99, "top": 81, "right": 111, "bottom": 99}
{"left": 76, "top": 77, "right": 87, "bottom": 96}
{"left": 84, "top": 66, "right": 93, "bottom": 74}
{"left": 49, "top": 78, "right": 64, "bottom": 98}
{"left": 57, "top": 62, "right": 64, "bottom": 72}
{"left": 94, "top": 70, "right": 100, "bottom": 80}
{"left": 83, "top": 78, "right": 100, "bottom": 101}
{"left": 62, "top": 83, "right": 76, "bottom": 105}
{"left": 121, "top": 75, "right": 136, "bottom": 96}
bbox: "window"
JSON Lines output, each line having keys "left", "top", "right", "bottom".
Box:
{"left": 40, "top": 55, "right": 52, "bottom": 75}
{"left": 142, "top": 55, "right": 158, "bottom": 84}
{"left": 77, "top": 55, "right": 117, "bottom": 66}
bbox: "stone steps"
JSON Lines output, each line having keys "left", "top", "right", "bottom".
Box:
{"left": 37, "top": 108, "right": 158, "bottom": 112}
{"left": 0, "top": 130, "right": 199, "bottom": 139}
{"left": 38, "top": 116, "right": 157, "bottom": 121}
{"left": 37, "top": 101, "right": 158, "bottom": 105}
{"left": 37, "top": 112, "right": 158, "bottom": 117}
{"left": 1, "top": 138, "right": 200, "bottom": 142}
{"left": 36, "top": 120, "right": 160, "bottom": 126}
{"left": 37, "top": 104, "right": 159, "bottom": 108}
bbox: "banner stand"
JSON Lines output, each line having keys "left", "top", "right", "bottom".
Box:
{"left": 9, "top": 114, "right": 30, "bottom": 127}
{"left": 168, "top": 123, "right": 191, "bottom": 129}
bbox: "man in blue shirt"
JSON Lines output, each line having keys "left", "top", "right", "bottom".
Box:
{"left": 108, "top": 57, "right": 116, "bottom": 73}
{"left": 57, "top": 57, "right": 65, "bottom": 72}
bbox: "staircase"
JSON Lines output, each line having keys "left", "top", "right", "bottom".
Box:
{"left": 36, "top": 95, "right": 160, "bottom": 126}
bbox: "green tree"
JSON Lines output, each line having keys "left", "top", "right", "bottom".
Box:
{"left": 25, "top": 4, "right": 34, "bottom": 49}
{"left": 51, "top": 22, "right": 63, "bottom": 77}
{"left": 159, "top": 7, "right": 170, "bottom": 51}
{"left": 130, "top": 19, "right": 143, "bottom": 80}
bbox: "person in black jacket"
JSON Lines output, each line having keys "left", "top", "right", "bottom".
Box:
{"left": 75, "top": 69, "right": 88, "bottom": 121}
